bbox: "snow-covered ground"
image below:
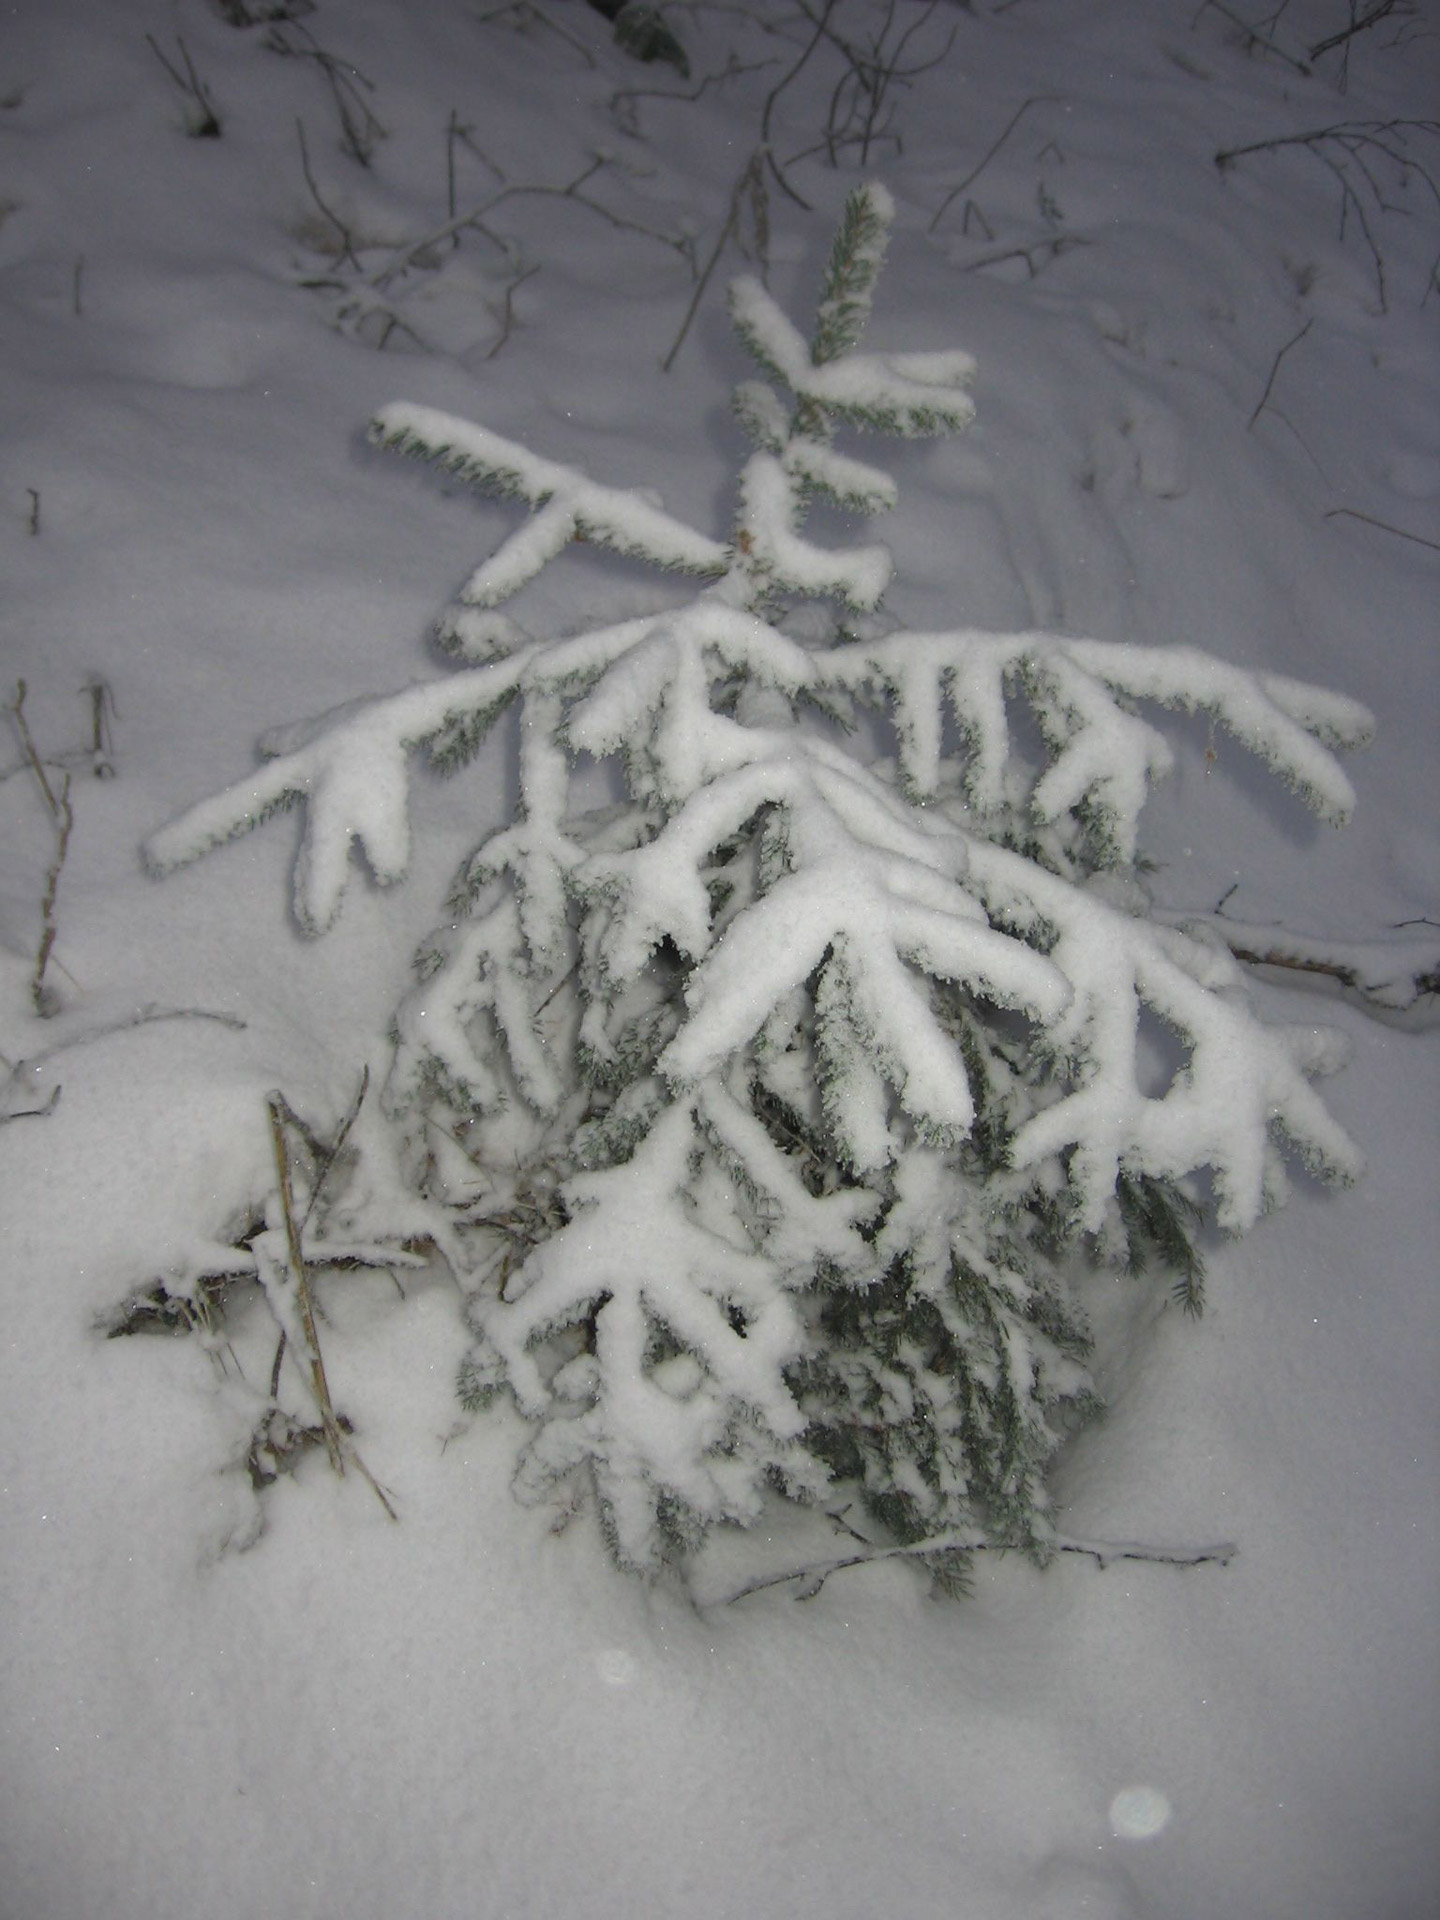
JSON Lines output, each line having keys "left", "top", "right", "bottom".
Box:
{"left": 2, "top": 3, "right": 1436, "bottom": 1915}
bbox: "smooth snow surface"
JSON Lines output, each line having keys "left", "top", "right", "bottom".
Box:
{"left": 2, "top": 3, "right": 1436, "bottom": 1916}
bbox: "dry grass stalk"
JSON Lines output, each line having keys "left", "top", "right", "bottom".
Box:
{"left": 266, "top": 1088, "right": 400, "bottom": 1520}
{"left": 267, "top": 1092, "right": 346, "bottom": 1472}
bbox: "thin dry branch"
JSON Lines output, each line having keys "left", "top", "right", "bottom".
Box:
{"left": 787, "top": 0, "right": 955, "bottom": 171}
{"left": 265, "top": 20, "right": 384, "bottom": 164}
{"left": 711, "top": 1529, "right": 1238, "bottom": 1604}
{"left": 1217, "top": 117, "right": 1440, "bottom": 173}
{"left": 1310, "top": 0, "right": 1398, "bottom": 61}
{"left": 1324, "top": 506, "right": 1440, "bottom": 553}
{"left": 963, "top": 232, "right": 1091, "bottom": 280}
{"left": 368, "top": 156, "right": 693, "bottom": 297}
{"left": 145, "top": 33, "right": 222, "bottom": 137}
{"left": 295, "top": 119, "right": 361, "bottom": 268}
{"left": 654, "top": 0, "right": 839, "bottom": 360}
{"left": 1247, "top": 316, "right": 1313, "bottom": 428}
{"left": 474, "top": 0, "right": 599, "bottom": 70}
{"left": 4, "top": 1005, "right": 245, "bottom": 1085}
{"left": 447, "top": 109, "right": 506, "bottom": 222}
{"left": 8, "top": 679, "right": 60, "bottom": 818}
{"left": 7, "top": 682, "right": 77, "bottom": 1014}
{"left": 32, "top": 774, "right": 72, "bottom": 1016}
{"left": 931, "top": 94, "right": 1061, "bottom": 235}
{"left": 297, "top": 1064, "right": 370, "bottom": 1234}
{"left": 1195, "top": 0, "right": 1313, "bottom": 75}
{"left": 0, "top": 1086, "right": 60, "bottom": 1126}
{"left": 84, "top": 677, "right": 117, "bottom": 779}
{"left": 610, "top": 51, "right": 773, "bottom": 140}
{"left": 1216, "top": 118, "right": 1440, "bottom": 309}
{"left": 662, "top": 149, "right": 769, "bottom": 372}
{"left": 483, "top": 262, "right": 541, "bottom": 359}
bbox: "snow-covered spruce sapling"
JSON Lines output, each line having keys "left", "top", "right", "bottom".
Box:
{"left": 147, "top": 184, "right": 1372, "bottom": 1580}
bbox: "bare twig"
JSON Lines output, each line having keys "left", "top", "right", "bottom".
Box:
{"left": 331, "top": 1425, "right": 399, "bottom": 1519}
{"left": 4, "top": 682, "right": 102, "bottom": 1016}
{"left": 759, "top": 0, "right": 834, "bottom": 161}
{"left": 214, "top": 0, "right": 316, "bottom": 22}
{"left": 1217, "top": 116, "right": 1440, "bottom": 175}
{"left": 301, "top": 145, "right": 693, "bottom": 361}
{"left": 2, "top": 1008, "right": 247, "bottom": 1131}
{"left": 662, "top": 150, "right": 767, "bottom": 373}
{"left": 26, "top": 488, "right": 39, "bottom": 535}
{"left": 84, "top": 677, "right": 117, "bottom": 779}
{"left": 930, "top": 96, "right": 1059, "bottom": 233}
{"left": 786, "top": 0, "right": 955, "bottom": 171}
{"left": 1310, "top": 0, "right": 1397, "bottom": 61}
{"left": 659, "top": 0, "right": 859, "bottom": 373}
{"left": 4, "top": 1006, "right": 245, "bottom": 1085}
{"left": 8, "top": 680, "right": 60, "bottom": 818}
{"left": 474, "top": 0, "right": 598, "bottom": 69}
{"left": 1194, "top": 0, "right": 1312, "bottom": 75}
{"left": 1247, "top": 316, "right": 1312, "bottom": 428}
{"left": 447, "top": 109, "right": 505, "bottom": 224}
{"left": 372, "top": 154, "right": 691, "bottom": 293}
{"left": 298, "top": 1064, "right": 370, "bottom": 1234}
{"left": 1217, "top": 119, "right": 1440, "bottom": 310}
{"left": 610, "top": 51, "right": 773, "bottom": 139}
{"left": 295, "top": 119, "right": 361, "bottom": 268}
{"left": 145, "top": 33, "right": 222, "bottom": 137}
{"left": 1324, "top": 506, "right": 1440, "bottom": 553}
{"left": 711, "top": 1529, "right": 1238, "bottom": 1604}
{"left": 0, "top": 1085, "right": 61, "bottom": 1127}
{"left": 32, "top": 774, "right": 72, "bottom": 1016}
{"left": 265, "top": 21, "right": 384, "bottom": 165}
{"left": 962, "top": 233, "right": 1091, "bottom": 279}
{"left": 484, "top": 262, "right": 541, "bottom": 359}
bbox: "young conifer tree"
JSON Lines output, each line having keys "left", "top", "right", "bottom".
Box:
{"left": 149, "top": 184, "right": 1371, "bottom": 1578}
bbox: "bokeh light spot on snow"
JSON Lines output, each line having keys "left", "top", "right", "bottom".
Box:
{"left": 1108, "top": 1786, "right": 1172, "bottom": 1839}
{"left": 595, "top": 1649, "right": 639, "bottom": 1687}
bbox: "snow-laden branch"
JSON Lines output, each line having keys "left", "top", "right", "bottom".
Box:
{"left": 827, "top": 631, "right": 1374, "bottom": 850}
{"left": 147, "top": 599, "right": 1371, "bottom": 938}
{"left": 650, "top": 743, "right": 1067, "bottom": 1163}
{"left": 730, "top": 277, "right": 977, "bottom": 436}
{"left": 970, "top": 840, "right": 1363, "bottom": 1232}
{"left": 143, "top": 612, "right": 660, "bottom": 930}
{"left": 370, "top": 403, "right": 730, "bottom": 607}
{"left": 470, "top": 1092, "right": 845, "bottom": 1568}
{"left": 143, "top": 666, "right": 532, "bottom": 932}
{"left": 734, "top": 451, "right": 894, "bottom": 610}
